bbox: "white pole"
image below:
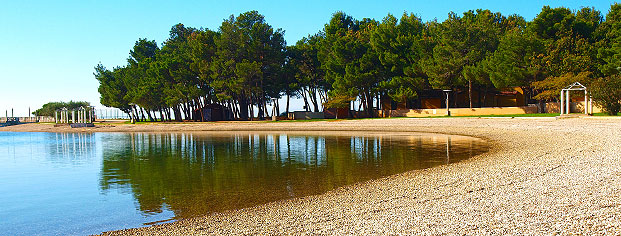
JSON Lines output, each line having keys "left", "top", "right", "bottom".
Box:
{"left": 55, "top": 111, "right": 58, "bottom": 124}
{"left": 560, "top": 90, "right": 564, "bottom": 115}
{"left": 584, "top": 90, "right": 588, "bottom": 115}
{"left": 566, "top": 90, "right": 570, "bottom": 114}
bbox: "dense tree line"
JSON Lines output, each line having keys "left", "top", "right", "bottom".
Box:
{"left": 96, "top": 5, "right": 621, "bottom": 120}
{"left": 33, "top": 101, "right": 90, "bottom": 116}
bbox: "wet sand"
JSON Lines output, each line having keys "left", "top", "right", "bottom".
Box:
{"left": 2, "top": 117, "right": 621, "bottom": 234}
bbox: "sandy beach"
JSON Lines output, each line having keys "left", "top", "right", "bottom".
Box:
{"left": 2, "top": 117, "right": 621, "bottom": 235}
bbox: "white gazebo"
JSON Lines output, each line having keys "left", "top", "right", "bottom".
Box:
{"left": 560, "top": 82, "right": 592, "bottom": 115}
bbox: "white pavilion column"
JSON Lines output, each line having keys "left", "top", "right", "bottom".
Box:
{"left": 566, "top": 90, "right": 570, "bottom": 114}
{"left": 590, "top": 97, "right": 593, "bottom": 114}
{"left": 560, "top": 90, "right": 564, "bottom": 115}
{"left": 584, "top": 91, "right": 588, "bottom": 115}
{"left": 55, "top": 111, "right": 58, "bottom": 124}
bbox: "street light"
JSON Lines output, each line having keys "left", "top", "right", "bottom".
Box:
{"left": 443, "top": 90, "right": 452, "bottom": 116}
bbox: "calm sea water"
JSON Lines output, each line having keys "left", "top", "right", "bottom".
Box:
{"left": 0, "top": 131, "right": 487, "bottom": 235}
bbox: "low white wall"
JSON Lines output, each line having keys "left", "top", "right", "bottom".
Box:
{"left": 378, "top": 105, "right": 539, "bottom": 117}
{"left": 289, "top": 111, "right": 325, "bottom": 120}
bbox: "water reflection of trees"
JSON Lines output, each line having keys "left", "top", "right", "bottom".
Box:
{"left": 99, "top": 133, "right": 486, "bottom": 219}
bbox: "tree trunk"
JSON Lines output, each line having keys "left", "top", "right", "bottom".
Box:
{"left": 146, "top": 110, "right": 154, "bottom": 122}
{"left": 483, "top": 86, "right": 488, "bottom": 107}
{"left": 139, "top": 107, "right": 146, "bottom": 121}
{"left": 309, "top": 88, "right": 319, "bottom": 112}
{"left": 238, "top": 97, "right": 249, "bottom": 120}
{"left": 366, "top": 90, "right": 374, "bottom": 117}
{"left": 301, "top": 90, "right": 310, "bottom": 111}
{"left": 173, "top": 106, "right": 182, "bottom": 122}
{"left": 263, "top": 101, "right": 268, "bottom": 119}
{"left": 286, "top": 95, "right": 290, "bottom": 114}
{"left": 468, "top": 79, "right": 473, "bottom": 109}
{"left": 275, "top": 99, "right": 280, "bottom": 116}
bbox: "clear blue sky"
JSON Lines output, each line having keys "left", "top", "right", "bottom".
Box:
{"left": 0, "top": 0, "right": 616, "bottom": 117}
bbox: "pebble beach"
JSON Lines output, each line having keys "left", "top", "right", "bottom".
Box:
{"left": 2, "top": 117, "right": 620, "bottom": 235}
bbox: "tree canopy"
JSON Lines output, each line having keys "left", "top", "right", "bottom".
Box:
{"left": 96, "top": 5, "right": 621, "bottom": 119}
{"left": 33, "top": 101, "right": 90, "bottom": 116}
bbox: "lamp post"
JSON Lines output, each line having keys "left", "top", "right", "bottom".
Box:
{"left": 443, "top": 90, "right": 452, "bottom": 116}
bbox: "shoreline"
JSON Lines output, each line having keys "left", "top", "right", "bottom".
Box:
{"left": 3, "top": 118, "right": 620, "bottom": 234}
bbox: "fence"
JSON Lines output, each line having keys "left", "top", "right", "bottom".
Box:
{"left": 0, "top": 116, "right": 54, "bottom": 123}
{"left": 96, "top": 109, "right": 130, "bottom": 119}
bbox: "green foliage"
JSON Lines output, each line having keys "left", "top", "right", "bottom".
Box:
{"left": 323, "top": 94, "right": 353, "bottom": 109}
{"left": 483, "top": 29, "right": 545, "bottom": 88}
{"left": 33, "top": 101, "right": 90, "bottom": 116}
{"left": 590, "top": 75, "right": 621, "bottom": 115}
{"left": 371, "top": 13, "right": 429, "bottom": 103}
{"left": 597, "top": 3, "right": 621, "bottom": 76}
{"left": 211, "top": 11, "right": 286, "bottom": 119}
{"left": 531, "top": 72, "right": 593, "bottom": 101}
{"left": 422, "top": 9, "right": 517, "bottom": 107}
{"left": 95, "top": 5, "right": 621, "bottom": 121}
{"left": 530, "top": 6, "right": 602, "bottom": 77}
{"left": 289, "top": 35, "right": 328, "bottom": 112}
{"left": 318, "top": 12, "right": 383, "bottom": 113}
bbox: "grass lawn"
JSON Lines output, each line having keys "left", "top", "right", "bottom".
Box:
{"left": 592, "top": 112, "right": 620, "bottom": 116}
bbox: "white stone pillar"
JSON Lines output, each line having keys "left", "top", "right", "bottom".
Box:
{"left": 55, "top": 111, "right": 58, "bottom": 124}
{"left": 584, "top": 91, "right": 588, "bottom": 115}
{"left": 566, "top": 90, "right": 570, "bottom": 114}
{"left": 560, "top": 90, "right": 564, "bottom": 115}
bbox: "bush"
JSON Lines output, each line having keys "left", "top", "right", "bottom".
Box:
{"left": 591, "top": 75, "right": 621, "bottom": 115}
{"left": 323, "top": 94, "right": 353, "bottom": 109}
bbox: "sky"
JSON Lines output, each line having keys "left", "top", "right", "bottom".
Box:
{"left": 0, "top": 0, "right": 617, "bottom": 117}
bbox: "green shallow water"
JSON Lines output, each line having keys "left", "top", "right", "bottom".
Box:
{"left": 0, "top": 131, "right": 487, "bottom": 235}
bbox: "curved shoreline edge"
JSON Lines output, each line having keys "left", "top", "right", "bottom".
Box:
{"left": 3, "top": 118, "right": 621, "bottom": 235}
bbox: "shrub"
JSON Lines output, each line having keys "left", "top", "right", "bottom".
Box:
{"left": 591, "top": 75, "right": 621, "bottom": 115}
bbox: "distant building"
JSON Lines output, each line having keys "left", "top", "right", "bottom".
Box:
{"left": 381, "top": 87, "right": 526, "bottom": 110}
